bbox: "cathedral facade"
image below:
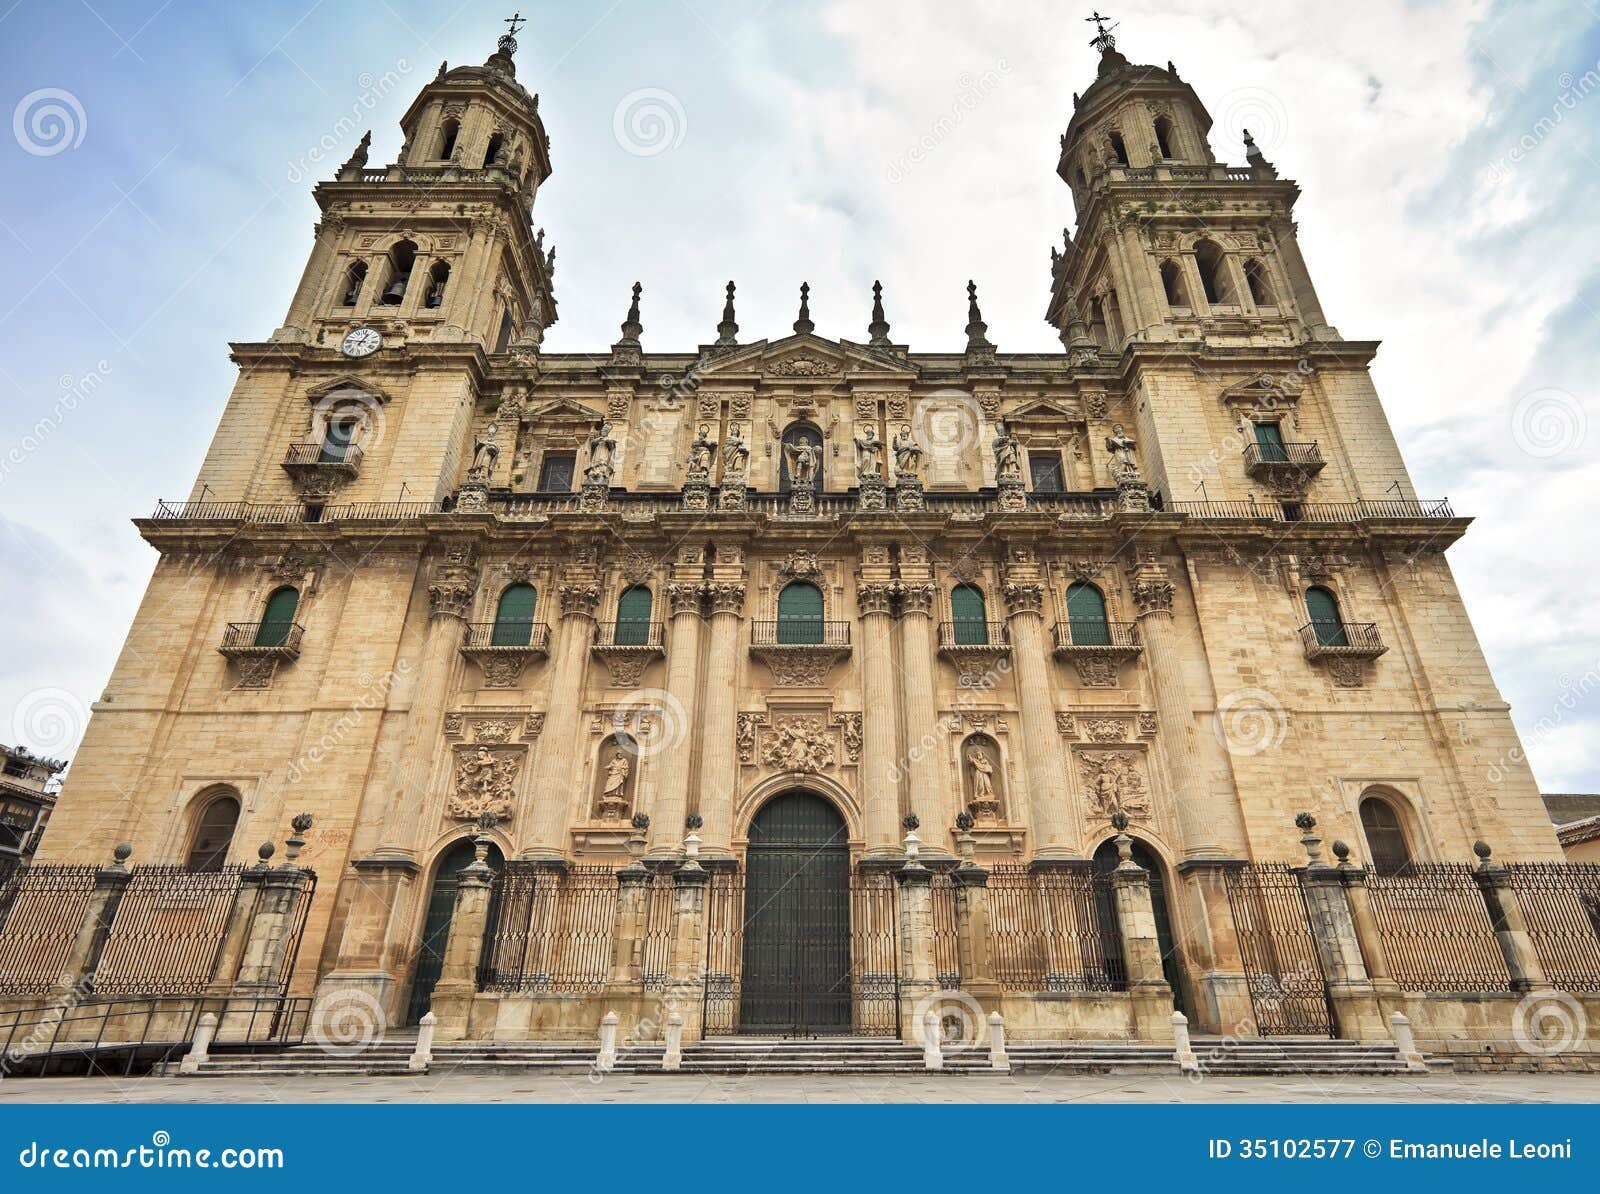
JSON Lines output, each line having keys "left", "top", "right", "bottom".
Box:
{"left": 34, "top": 27, "right": 1575, "bottom": 1055}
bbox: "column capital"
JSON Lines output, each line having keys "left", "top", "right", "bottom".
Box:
{"left": 558, "top": 580, "right": 601, "bottom": 619}
{"left": 857, "top": 581, "right": 896, "bottom": 616}
{"left": 706, "top": 581, "right": 746, "bottom": 616}
{"left": 1001, "top": 579, "right": 1044, "bottom": 617}
{"left": 427, "top": 544, "right": 479, "bottom": 621}
{"left": 1129, "top": 575, "right": 1175, "bottom": 616}
{"left": 897, "top": 582, "right": 934, "bottom": 617}
{"left": 668, "top": 582, "right": 707, "bottom": 617}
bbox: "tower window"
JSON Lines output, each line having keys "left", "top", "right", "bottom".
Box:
{"left": 437, "top": 118, "right": 459, "bottom": 161}
{"left": 1107, "top": 130, "right": 1128, "bottom": 165}
{"left": 380, "top": 240, "right": 416, "bottom": 306}
{"left": 255, "top": 586, "right": 300, "bottom": 647}
{"left": 1193, "top": 240, "right": 1236, "bottom": 305}
{"left": 1104, "top": 289, "right": 1125, "bottom": 345}
{"left": 537, "top": 452, "right": 575, "bottom": 492}
{"left": 950, "top": 585, "right": 989, "bottom": 645}
{"left": 1304, "top": 585, "right": 1348, "bottom": 648}
{"left": 339, "top": 261, "right": 367, "bottom": 307}
{"left": 1154, "top": 115, "right": 1176, "bottom": 160}
{"left": 425, "top": 261, "right": 450, "bottom": 309}
{"left": 1028, "top": 451, "right": 1065, "bottom": 493}
{"left": 615, "top": 585, "right": 654, "bottom": 645}
{"left": 1160, "top": 260, "right": 1189, "bottom": 309}
{"left": 494, "top": 308, "right": 515, "bottom": 353}
{"left": 491, "top": 584, "right": 539, "bottom": 647}
{"left": 1359, "top": 795, "right": 1413, "bottom": 877}
{"left": 1244, "top": 258, "right": 1275, "bottom": 307}
{"left": 185, "top": 791, "right": 241, "bottom": 872}
{"left": 319, "top": 416, "right": 358, "bottom": 463}
{"left": 484, "top": 132, "right": 505, "bottom": 168}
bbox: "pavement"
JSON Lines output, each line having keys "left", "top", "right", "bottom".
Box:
{"left": 3, "top": 1070, "right": 1600, "bottom": 1103}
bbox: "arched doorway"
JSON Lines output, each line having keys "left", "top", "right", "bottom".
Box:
{"left": 406, "top": 838, "right": 504, "bottom": 1026}
{"left": 1091, "top": 836, "right": 1186, "bottom": 1013}
{"left": 739, "top": 791, "right": 851, "bottom": 1035}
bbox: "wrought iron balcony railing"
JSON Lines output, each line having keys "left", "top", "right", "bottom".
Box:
{"left": 938, "top": 621, "right": 1011, "bottom": 649}
{"left": 749, "top": 621, "right": 852, "bottom": 648}
{"left": 1243, "top": 440, "right": 1324, "bottom": 479}
{"left": 218, "top": 621, "right": 305, "bottom": 658}
{"left": 593, "top": 621, "right": 666, "bottom": 649}
{"left": 462, "top": 621, "right": 551, "bottom": 653}
{"left": 1051, "top": 620, "right": 1141, "bottom": 652}
{"left": 281, "top": 441, "right": 365, "bottom": 470}
{"left": 1299, "top": 620, "right": 1387, "bottom": 660}
{"left": 1170, "top": 498, "right": 1455, "bottom": 522}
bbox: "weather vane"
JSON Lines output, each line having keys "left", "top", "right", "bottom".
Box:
{"left": 499, "top": 11, "right": 526, "bottom": 55}
{"left": 1086, "top": 11, "right": 1119, "bottom": 53}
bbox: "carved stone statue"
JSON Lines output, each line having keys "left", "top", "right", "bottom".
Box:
{"left": 892, "top": 424, "right": 923, "bottom": 480}
{"left": 853, "top": 423, "right": 885, "bottom": 481}
{"left": 469, "top": 422, "right": 500, "bottom": 476}
{"left": 448, "top": 745, "right": 519, "bottom": 822}
{"left": 993, "top": 419, "right": 1022, "bottom": 482}
{"left": 585, "top": 421, "right": 617, "bottom": 486}
{"left": 760, "top": 716, "right": 836, "bottom": 773}
{"left": 968, "top": 745, "right": 996, "bottom": 802}
{"left": 597, "top": 749, "right": 632, "bottom": 819}
{"left": 689, "top": 423, "right": 718, "bottom": 475}
{"left": 784, "top": 439, "right": 820, "bottom": 491}
{"left": 722, "top": 423, "right": 750, "bottom": 479}
{"left": 1106, "top": 423, "right": 1139, "bottom": 475}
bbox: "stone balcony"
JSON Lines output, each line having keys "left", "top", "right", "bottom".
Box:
{"left": 280, "top": 442, "right": 363, "bottom": 499}
{"left": 749, "top": 621, "right": 852, "bottom": 688}
{"left": 218, "top": 620, "right": 305, "bottom": 688}
{"left": 1050, "top": 620, "right": 1142, "bottom": 688}
{"left": 461, "top": 621, "right": 551, "bottom": 688}
{"left": 1299, "top": 621, "right": 1387, "bottom": 662}
{"left": 937, "top": 621, "right": 1012, "bottom": 686}
{"left": 1243, "top": 440, "right": 1325, "bottom": 486}
{"left": 591, "top": 621, "right": 665, "bottom": 687}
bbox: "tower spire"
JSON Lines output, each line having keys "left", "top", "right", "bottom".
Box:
{"left": 867, "top": 280, "right": 891, "bottom": 346}
{"left": 964, "top": 279, "right": 993, "bottom": 352}
{"left": 620, "top": 281, "right": 643, "bottom": 343}
{"left": 793, "top": 282, "right": 814, "bottom": 336}
{"left": 715, "top": 281, "right": 739, "bottom": 347}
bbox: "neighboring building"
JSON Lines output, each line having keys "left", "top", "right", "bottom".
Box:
{"left": 0, "top": 743, "right": 65, "bottom": 861}
{"left": 1543, "top": 794, "right": 1600, "bottom": 864}
{"left": 36, "top": 25, "right": 1563, "bottom": 1042}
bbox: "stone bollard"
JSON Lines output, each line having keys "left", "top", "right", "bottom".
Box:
{"left": 1388, "top": 1012, "right": 1428, "bottom": 1073}
{"left": 1171, "top": 1011, "right": 1199, "bottom": 1073}
{"left": 597, "top": 1011, "right": 619, "bottom": 1073}
{"left": 662, "top": 1013, "right": 683, "bottom": 1071}
{"left": 987, "top": 1011, "right": 1010, "bottom": 1072}
{"left": 922, "top": 1010, "right": 943, "bottom": 1071}
{"left": 408, "top": 1012, "right": 435, "bottom": 1072}
{"left": 180, "top": 1012, "right": 218, "bottom": 1074}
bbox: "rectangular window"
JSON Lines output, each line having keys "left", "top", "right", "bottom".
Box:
{"left": 494, "top": 310, "right": 515, "bottom": 354}
{"left": 319, "top": 418, "right": 356, "bottom": 463}
{"left": 1028, "top": 452, "right": 1064, "bottom": 493}
{"left": 1253, "top": 421, "right": 1288, "bottom": 462}
{"left": 537, "top": 452, "right": 576, "bottom": 492}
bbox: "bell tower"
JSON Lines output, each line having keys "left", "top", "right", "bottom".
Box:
{"left": 273, "top": 15, "right": 556, "bottom": 354}
{"left": 1046, "top": 17, "right": 1336, "bottom": 350}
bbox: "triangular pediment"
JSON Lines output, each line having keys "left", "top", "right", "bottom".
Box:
{"left": 697, "top": 333, "right": 917, "bottom": 379}
{"left": 1005, "top": 396, "right": 1082, "bottom": 422}
{"left": 521, "top": 396, "right": 602, "bottom": 422}
{"left": 1219, "top": 372, "right": 1304, "bottom": 404}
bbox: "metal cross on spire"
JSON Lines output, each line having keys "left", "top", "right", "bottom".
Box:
{"left": 1086, "top": 10, "right": 1119, "bottom": 53}
{"left": 499, "top": 11, "right": 526, "bottom": 55}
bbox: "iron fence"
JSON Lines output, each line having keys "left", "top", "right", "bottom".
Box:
{"left": 1503, "top": 862, "right": 1600, "bottom": 992}
{"left": 1366, "top": 863, "right": 1510, "bottom": 993}
{"left": 849, "top": 870, "right": 901, "bottom": 1036}
{"left": 1224, "top": 863, "right": 1334, "bottom": 1036}
{"left": 0, "top": 865, "right": 99, "bottom": 994}
{"left": 929, "top": 869, "right": 962, "bottom": 989}
{"left": 702, "top": 869, "right": 744, "bottom": 1035}
{"left": 641, "top": 870, "right": 675, "bottom": 992}
{"left": 93, "top": 865, "right": 245, "bottom": 996}
{"left": 987, "top": 864, "right": 1126, "bottom": 993}
{"left": 477, "top": 863, "right": 617, "bottom": 993}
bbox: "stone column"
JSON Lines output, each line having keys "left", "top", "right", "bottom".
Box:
{"left": 61, "top": 843, "right": 133, "bottom": 993}
{"left": 896, "top": 857, "right": 939, "bottom": 1043}
{"left": 646, "top": 582, "right": 705, "bottom": 857}
{"left": 952, "top": 860, "right": 1000, "bottom": 1005}
{"left": 1472, "top": 842, "right": 1549, "bottom": 992}
{"left": 858, "top": 580, "right": 902, "bottom": 858}
{"left": 1269, "top": 215, "right": 1338, "bottom": 340}
{"left": 1108, "top": 824, "right": 1178, "bottom": 1042}
{"left": 1335, "top": 848, "right": 1398, "bottom": 993}
{"left": 606, "top": 859, "right": 652, "bottom": 988}
{"left": 667, "top": 862, "right": 710, "bottom": 1039}
{"left": 429, "top": 828, "right": 498, "bottom": 1041}
{"left": 522, "top": 577, "right": 600, "bottom": 859}
{"left": 896, "top": 583, "right": 956, "bottom": 854}
{"left": 1001, "top": 570, "right": 1078, "bottom": 860}
{"left": 371, "top": 544, "right": 478, "bottom": 862}
{"left": 1294, "top": 818, "right": 1386, "bottom": 1040}
{"left": 234, "top": 821, "right": 317, "bottom": 995}
{"left": 697, "top": 571, "right": 746, "bottom": 857}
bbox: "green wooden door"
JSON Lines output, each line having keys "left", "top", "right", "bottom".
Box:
{"left": 1066, "top": 582, "right": 1110, "bottom": 646}
{"left": 950, "top": 585, "right": 989, "bottom": 644}
{"left": 407, "top": 839, "right": 503, "bottom": 1026}
{"left": 615, "top": 586, "right": 653, "bottom": 645}
{"left": 1304, "top": 587, "right": 1347, "bottom": 646}
{"left": 777, "top": 582, "right": 824, "bottom": 644}
{"left": 491, "top": 584, "right": 538, "bottom": 646}
{"left": 1253, "top": 421, "right": 1288, "bottom": 462}
{"left": 254, "top": 587, "right": 299, "bottom": 647}
{"left": 319, "top": 418, "right": 356, "bottom": 463}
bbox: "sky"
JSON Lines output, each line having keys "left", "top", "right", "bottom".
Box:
{"left": 0, "top": 0, "right": 1596, "bottom": 793}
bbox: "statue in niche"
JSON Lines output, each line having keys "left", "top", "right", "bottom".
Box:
{"left": 689, "top": 423, "right": 718, "bottom": 475}
{"left": 784, "top": 439, "right": 820, "bottom": 491}
{"left": 892, "top": 424, "right": 923, "bottom": 480}
{"left": 993, "top": 419, "right": 1022, "bottom": 482}
{"left": 1106, "top": 424, "right": 1139, "bottom": 476}
{"left": 469, "top": 422, "right": 500, "bottom": 477}
{"left": 597, "top": 748, "right": 632, "bottom": 819}
{"left": 966, "top": 743, "right": 1002, "bottom": 820}
{"left": 722, "top": 423, "right": 750, "bottom": 479}
{"left": 853, "top": 423, "right": 885, "bottom": 480}
{"left": 585, "top": 421, "right": 617, "bottom": 485}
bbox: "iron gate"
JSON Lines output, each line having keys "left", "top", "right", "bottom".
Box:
{"left": 1224, "top": 863, "right": 1335, "bottom": 1037}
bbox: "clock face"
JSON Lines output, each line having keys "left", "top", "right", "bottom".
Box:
{"left": 341, "top": 327, "right": 382, "bottom": 358}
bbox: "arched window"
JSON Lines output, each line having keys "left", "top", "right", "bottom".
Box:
{"left": 484, "top": 131, "right": 505, "bottom": 167}
{"left": 950, "top": 585, "right": 989, "bottom": 645}
{"left": 779, "top": 423, "right": 823, "bottom": 493}
{"left": 1360, "top": 795, "right": 1413, "bottom": 877}
{"left": 1104, "top": 290, "right": 1125, "bottom": 345}
{"left": 1244, "top": 258, "right": 1275, "bottom": 307}
{"left": 1194, "top": 240, "right": 1235, "bottom": 305}
{"left": 494, "top": 308, "right": 515, "bottom": 354}
{"left": 777, "top": 581, "right": 824, "bottom": 644}
{"left": 1304, "top": 586, "right": 1347, "bottom": 647}
{"left": 255, "top": 586, "right": 300, "bottom": 647}
{"left": 380, "top": 239, "right": 416, "bottom": 306}
{"left": 185, "top": 791, "right": 240, "bottom": 872}
{"left": 1088, "top": 297, "right": 1109, "bottom": 348}
{"left": 491, "top": 584, "right": 538, "bottom": 646}
{"left": 615, "top": 585, "right": 654, "bottom": 646}
{"left": 1153, "top": 114, "right": 1176, "bottom": 160}
{"left": 425, "top": 261, "right": 450, "bottom": 308}
{"left": 1066, "top": 582, "right": 1111, "bottom": 646}
{"left": 1160, "top": 259, "right": 1189, "bottom": 308}
{"left": 1107, "top": 130, "right": 1128, "bottom": 165}
{"left": 437, "top": 117, "right": 459, "bottom": 161}
{"left": 338, "top": 260, "right": 367, "bottom": 307}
